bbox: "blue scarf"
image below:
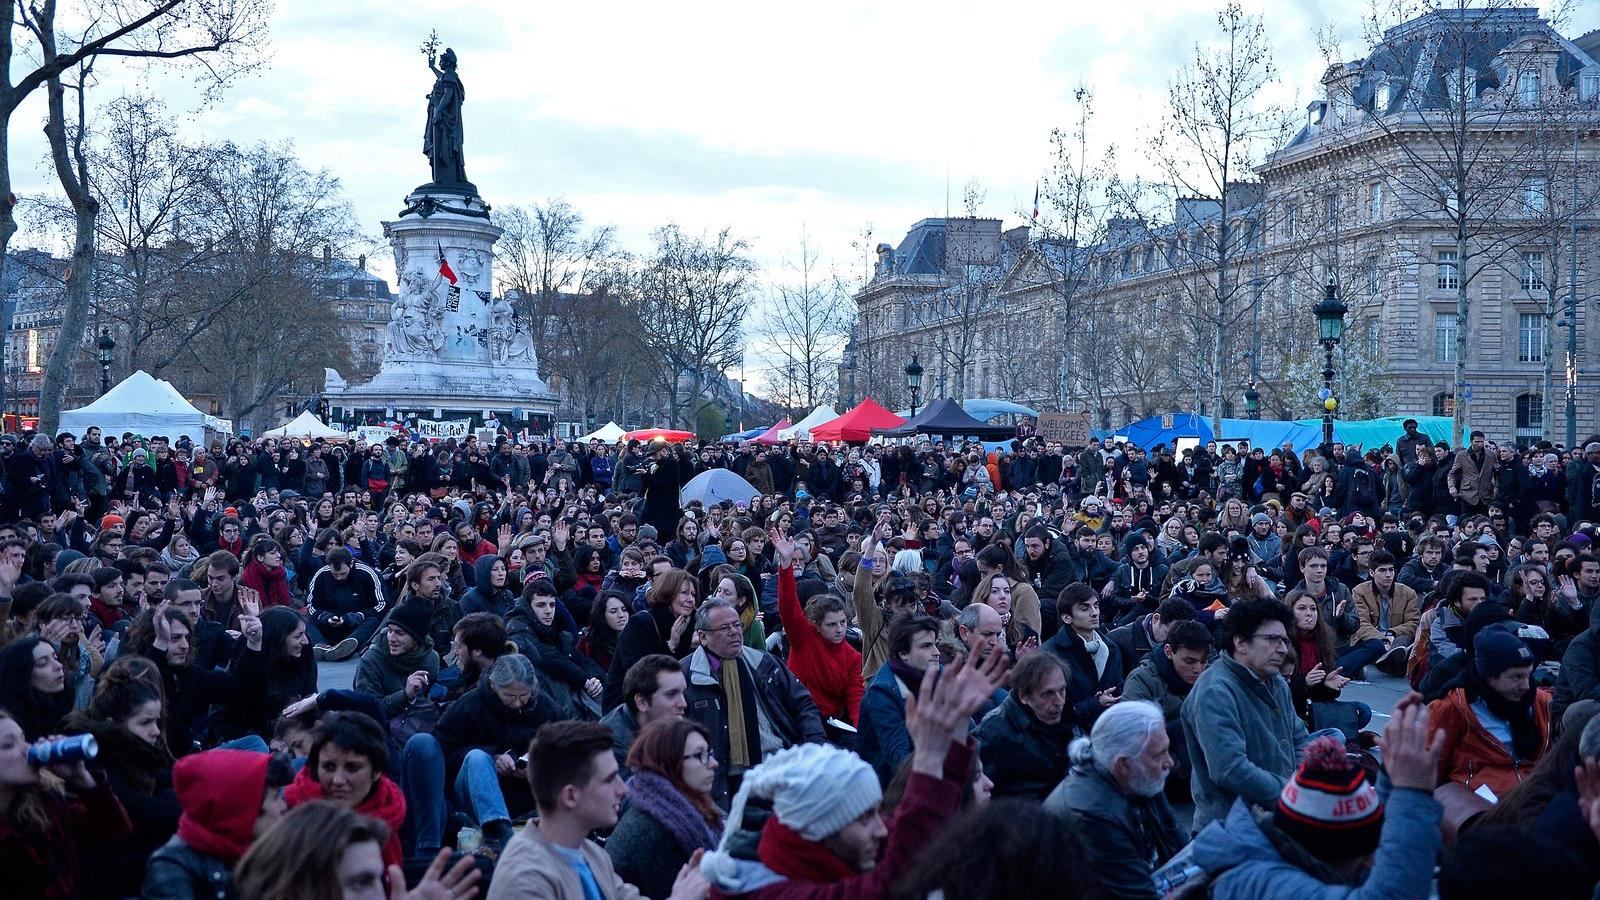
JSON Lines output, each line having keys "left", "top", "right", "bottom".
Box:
{"left": 626, "top": 770, "right": 720, "bottom": 855}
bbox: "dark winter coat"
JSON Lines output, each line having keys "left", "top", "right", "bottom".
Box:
{"left": 972, "top": 692, "right": 1071, "bottom": 801}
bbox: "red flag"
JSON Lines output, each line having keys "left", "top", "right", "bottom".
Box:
{"left": 437, "top": 243, "right": 458, "bottom": 285}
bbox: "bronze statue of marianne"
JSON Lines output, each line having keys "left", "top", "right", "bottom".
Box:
{"left": 423, "top": 47, "right": 468, "bottom": 187}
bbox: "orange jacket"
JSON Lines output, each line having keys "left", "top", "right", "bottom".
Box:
{"left": 1429, "top": 685, "right": 1551, "bottom": 799}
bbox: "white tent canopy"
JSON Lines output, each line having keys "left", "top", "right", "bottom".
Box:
{"left": 60, "top": 370, "right": 232, "bottom": 444}
{"left": 578, "top": 421, "right": 627, "bottom": 443}
{"left": 261, "top": 410, "right": 346, "bottom": 440}
{"left": 776, "top": 405, "right": 838, "bottom": 441}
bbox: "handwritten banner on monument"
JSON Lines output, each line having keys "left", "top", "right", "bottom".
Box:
{"left": 1036, "top": 412, "right": 1093, "bottom": 446}
{"left": 415, "top": 418, "right": 473, "bottom": 440}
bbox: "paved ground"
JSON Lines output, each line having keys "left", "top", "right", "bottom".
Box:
{"left": 323, "top": 657, "right": 359, "bottom": 690}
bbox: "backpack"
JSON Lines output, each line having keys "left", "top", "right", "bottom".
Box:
{"left": 1350, "top": 467, "right": 1376, "bottom": 508}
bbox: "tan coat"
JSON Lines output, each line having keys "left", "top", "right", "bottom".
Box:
{"left": 487, "top": 826, "right": 641, "bottom": 900}
{"left": 1448, "top": 448, "right": 1498, "bottom": 506}
{"left": 1351, "top": 580, "right": 1421, "bottom": 645}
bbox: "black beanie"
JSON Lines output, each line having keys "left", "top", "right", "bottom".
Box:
{"left": 388, "top": 600, "right": 432, "bottom": 645}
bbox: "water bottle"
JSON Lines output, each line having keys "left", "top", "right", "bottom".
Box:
{"left": 27, "top": 734, "right": 98, "bottom": 767}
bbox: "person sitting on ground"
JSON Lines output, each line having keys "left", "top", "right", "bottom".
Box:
{"left": 607, "top": 719, "right": 725, "bottom": 900}
{"left": 488, "top": 721, "right": 709, "bottom": 900}
{"left": 605, "top": 569, "right": 698, "bottom": 711}
{"left": 0, "top": 706, "right": 132, "bottom": 899}
{"left": 1186, "top": 697, "right": 1444, "bottom": 900}
{"left": 683, "top": 596, "right": 826, "bottom": 807}
{"left": 141, "top": 748, "right": 295, "bottom": 900}
{"left": 600, "top": 654, "right": 688, "bottom": 777}
{"left": 305, "top": 546, "right": 387, "bottom": 661}
{"left": 972, "top": 651, "right": 1074, "bottom": 800}
{"left": 433, "top": 653, "right": 562, "bottom": 852}
{"left": 1350, "top": 549, "right": 1421, "bottom": 677}
{"left": 352, "top": 599, "right": 441, "bottom": 720}
{"left": 772, "top": 529, "right": 863, "bottom": 727}
{"left": 1044, "top": 699, "right": 1185, "bottom": 900}
{"left": 1430, "top": 627, "right": 1552, "bottom": 801}
{"left": 700, "top": 651, "right": 1009, "bottom": 900}
{"left": 1043, "top": 583, "right": 1124, "bottom": 730}
{"left": 1121, "top": 619, "right": 1212, "bottom": 802}
{"left": 282, "top": 711, "right": 408, "bottom": 870}
{"left": 1107, "top": 598, "right": 1195, "bottom": 680}
{"left": 508, "top": 575, "right": 605, "bottom": 719}
{"left": 1181, "top": 597, "right": 1307, "bottom": 831}
{"left": 856, "top": 613, "right": 942, "bottom": 785}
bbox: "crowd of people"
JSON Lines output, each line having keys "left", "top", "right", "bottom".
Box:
{"left": 2, "top": 417, "right": 1600, "bottom": 899}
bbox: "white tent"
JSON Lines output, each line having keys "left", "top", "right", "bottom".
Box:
{"left": 261, "top": 410, "right": 347, "bottom": 440}
{"left": 60, "top": 370, "right": 232, "bottom": 444}
{"left": 578, "top": 421, "right": 627, "bottom": 443}
{"left": 776, "top": 405, "right": 838, "bottom": 441}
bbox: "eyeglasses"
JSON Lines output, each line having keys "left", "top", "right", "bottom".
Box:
{"left": 1250, "top": 633, "right": 1291, "bottom": 647}
{"left": 702, "top": 622, "right": 742, "bottom": 636}
{"left": 683, "top": 748, "right": 715, "bottom": 766}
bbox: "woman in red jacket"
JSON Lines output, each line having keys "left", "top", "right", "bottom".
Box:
{"left": 240, "top": 536, "right": 294, "bottom": 609}
{"left": 282, "top": 711, "right": 407, "bottom": 870}
{"left": 772, "top": 530, "right": 864, "bottom": 728}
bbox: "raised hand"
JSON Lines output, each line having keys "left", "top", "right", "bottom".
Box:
{"left": 40, "top": 617, "right": 74, "bottom": 647}
{"left": 497, "top": 523, "right": 512, "bottom": 548}
{"left": 238, "top": 586, "right": 261, "bottom": 619}
{"left": 768, "top": 528, "right": 796, "bottom": 567}
{"left": 388, "top": 847, "right": 481, "bottom": 900}
{"left": 1377, "top": 692, "right": 1444, "bottom": 791}
{"left": 405, "top": 670, "right": 430, "bottom": 698}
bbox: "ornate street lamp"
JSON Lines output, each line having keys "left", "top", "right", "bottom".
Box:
{"left": 1243, "top": 379, "right": 1261, "bottom": 420}
{"left": 96, "top": 329, "right": 116, "bottom": 396}
{"left": 904, "top": 354, "right": 924, "bottom": 418}
{"left": 1313, "top": 282, "right": 1347, "bottom": 449}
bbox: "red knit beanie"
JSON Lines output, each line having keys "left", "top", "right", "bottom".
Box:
{"left": 1272, "top": 735, "right": 1383, "bottom": 861}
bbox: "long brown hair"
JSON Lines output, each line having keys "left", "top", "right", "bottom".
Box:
{"left": 235, "top": 800, "right": 388, "bottom": 900}
{"left": 1283, "top": 589, "right": 1337, "bottom": 668}
{"left": 625, "top": 718, "right": 723, "bottom": 829}
{"left": 0, "top": 709, "right": 61, "bottom": 834}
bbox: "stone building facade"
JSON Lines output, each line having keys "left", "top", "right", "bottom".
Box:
{"left": 847, "top": 7, "right": 1600, "bottom": 443}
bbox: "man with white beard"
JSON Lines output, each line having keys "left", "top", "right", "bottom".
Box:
{"left": 1043, "top": 700, "right": 1186, "bottom": 900}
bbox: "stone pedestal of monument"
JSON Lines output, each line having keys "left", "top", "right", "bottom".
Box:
{"left": 326, "top": 184, "right": 558, "bottom": 427}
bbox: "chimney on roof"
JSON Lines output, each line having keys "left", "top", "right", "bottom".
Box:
{"left": 322, "top": 245, "right": 332, "bottom": 265}
{"left": 875, "top": 243, "right": 895, "bottom": 277}
{"left": 357, "top": 254, "right": 366, "bottom": 271}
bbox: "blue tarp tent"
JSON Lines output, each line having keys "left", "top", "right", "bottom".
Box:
{"left": 719, "top": 427, "right": 768, "bottom": 443}
{"left": 1111, "top": 413, "right": 1467, "bottom": 453}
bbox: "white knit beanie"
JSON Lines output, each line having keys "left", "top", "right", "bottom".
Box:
{"left": 702, "top": 744, "right": 882, "bottom": 881}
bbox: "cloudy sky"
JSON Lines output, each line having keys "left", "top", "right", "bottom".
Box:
{"left": 8, "top": 0, "right": 1597, "bottom": 387}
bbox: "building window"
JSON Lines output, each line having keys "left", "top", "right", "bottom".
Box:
{"left": 1324, "top": 194, "right": 1338, "bottom": 228}
{"left": 1286, "top": 204, "right": 1299, "bottom": 240}
{"left": 1366, "top": 257, "right": 1381, "bottom": 295}
{"left": 1375, "top": 79, "right": 1393, "bottom": 110}
{"left": 1521, "top": 251, "right": 1545, "bottom": 291}
{"left": 1445, "top": 68, "right": 1475, "bottom": 106}
{"left": 1519, "top": 70, "right": 1540, "bottom": 104}
{"left": 1437, "top": 250, "right": 1459, "bottom": 290}
{"left": 1515, "top": 393, "right": 1543, "bottom": 443}
{"left": 1435, "top": 311, "right": 1459, "bottom": 362}
{"left": 1584, "top": 73, "right": 1600, "bottom": 102}
{"left": 1440, "top": 181, "right": 1459, "bottom": 215}
{"left": 1142, "top": 247, "right": 1155, "bottom": 272}
{"left": 1524, "top": 176, "right": 1548, "bottom": 214}
{"left": 1367, "top": 318, "right": 1381, "bottom": 357}
{"left": 1369, "top": 183, "right": 1383, "bottom": 222}
{"left": 1519, "top": 313, "right": 1545, "bottom": 363}
{"left": 1433, "top": 391, "right": 1454, "bottom": 416}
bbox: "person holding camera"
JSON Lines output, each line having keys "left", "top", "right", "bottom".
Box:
{"left": 0, "top": 707, "right": 132, "bottom": 899}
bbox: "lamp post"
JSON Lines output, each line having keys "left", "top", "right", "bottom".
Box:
{"left": 96, "top": 329, "right": 115, "bottom": 396}
{"left": 1244, "top": 379, "right": 1261, "bottom": 420}
{"left": 904, "top": 354, "right": 924, "bottom": 418}
{"left": 1313, "top": 282, "right": 1347, "bottom": 450}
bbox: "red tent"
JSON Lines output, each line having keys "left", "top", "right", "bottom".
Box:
{"left": 623, "top": 428, "right": 697, "bottom": 443}
{"left": 751, "top": 418, "right": 792, "bottom": 444}
{"left": 809, "top": 398, "right": 906, "bottom": 443}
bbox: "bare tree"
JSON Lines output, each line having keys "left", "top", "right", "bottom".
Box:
{"left": 634, "top": 225, "right": 753, "bottom": 427}
{"left": 1328, "top": 0, "right": 1589, "bottom": 442}
{"left": 1135, "top": 2, "right": 1296, "bottom": 422}
{"left": 760, "top": 232, "right": 852, "bottom": 412}
{"left": 495, "top": 198, "right": 623, "bottom": 366}
{"left": 15, "top": 0, "right": 267, "bottom": 430}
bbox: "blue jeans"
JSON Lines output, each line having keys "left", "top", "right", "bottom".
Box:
{"left": 1336, "top": 639, "right": 1387, "bottom": 675}
{"left": 453, "top": 748, "right": 510, "bottom": 826}
{"left": 401, "top": 733, "right": 448, "bottom": 859}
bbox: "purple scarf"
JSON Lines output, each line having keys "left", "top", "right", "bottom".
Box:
{"left": 626, "top": 770, "right": 721, "bottom": 855}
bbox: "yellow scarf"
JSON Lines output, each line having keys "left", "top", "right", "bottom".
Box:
{"left": 719, "top": 655, "right": 750, "bottom": 768}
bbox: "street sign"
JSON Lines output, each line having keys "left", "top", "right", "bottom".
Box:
{"left": 1036, "top": 411, "right": 1093, "bottom": 446}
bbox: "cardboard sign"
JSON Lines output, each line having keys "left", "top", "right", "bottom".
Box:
{"left": 415, "top": 418, "right": 472, "bottom": 440}
{"left": 1035, "top": 412, "right": 1093, "bottom": 446}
